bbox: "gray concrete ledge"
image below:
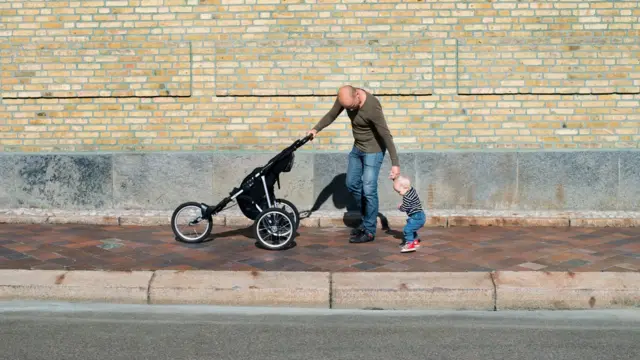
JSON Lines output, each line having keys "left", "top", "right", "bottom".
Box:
{"left": 331, "top": 272, "right": 495, "bottom": 310}
{"left": 2, "top": 208, "right": 640, "bottom": 228}
{"left": 149, "top": 270, "right": 330, "bottom": 308}
{"left": 1, "top": 151, "right": 639, "bottom": 214}
{"left": 0, "top": 270, "right": 152, "bottom": 304}
{"left": 494, "top": 271, "right": 640, "bottom": 310}
{"left": 0, "top": 270, "right": 638, "bottom": 310}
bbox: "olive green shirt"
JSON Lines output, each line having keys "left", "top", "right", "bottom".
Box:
{"left": 313, "top": 90, "right": 399, "bottom": 167}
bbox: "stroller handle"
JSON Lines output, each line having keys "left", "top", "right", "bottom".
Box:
{"left": 293, "top": 133, "right": 314, "bottom": 148}
{"left": 301, "top": 133, "right": 314, "bottom": 143}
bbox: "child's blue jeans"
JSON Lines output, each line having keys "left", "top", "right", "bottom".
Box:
{"left": 403, "top": 211, "right": 426, "bottom": 243}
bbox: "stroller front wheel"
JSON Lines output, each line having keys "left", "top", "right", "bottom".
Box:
{"left": 171, "top": 201, "right": 213, "bottom": 243}
{"left": 253, "top": 207, "right": 296, "bottom": 250}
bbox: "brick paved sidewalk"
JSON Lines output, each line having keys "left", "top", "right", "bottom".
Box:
{"left": 0, "top": 224, "right": 638, "bottom": 272}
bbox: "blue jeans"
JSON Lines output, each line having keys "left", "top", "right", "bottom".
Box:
{"left": 346, "top": 146, "right": 384, "bottom": 236}
{"left": 403, "top": 211, "right": 426, "bottom": 243}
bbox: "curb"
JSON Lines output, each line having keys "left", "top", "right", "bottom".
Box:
{"left": 2, "top": 213, "right": 640, "bottom": 228}
{"left": 0, "top": 270, "right": 638, "bottom": 310}
{"left": 0, "top": 270, "right": 152, "bottom": 304}
{"left": 331, "top": 272, "right": 495, "bottom": 310}
{"left": 149, "top": 270, "right": 330, "bottom": 308}
{"left": 494, "top": 271, "right": 640, "bottom": 310}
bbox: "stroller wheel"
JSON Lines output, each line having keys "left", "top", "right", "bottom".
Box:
{"left": 274, "top": 198, "right": 300, "bottom": 230}
{"left": 171, "top": 201, "right": 213, "bottom": 243}
{"left": 253, "top": 207, "right": 296, "bottom": 250}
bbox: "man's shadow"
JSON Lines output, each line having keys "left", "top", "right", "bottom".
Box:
{"left": 300, "top": 173, "right": 393, "bottom": 233}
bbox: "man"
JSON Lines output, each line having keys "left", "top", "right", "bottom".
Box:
{"left": 307, "top": 85, "right": 400, "bottom": 243}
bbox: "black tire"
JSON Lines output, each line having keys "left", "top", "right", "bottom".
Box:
{"left": 274, "top": 198, "right": 300, "bottom": 230}
{"left": 253, "top": 207, "right": 296, "bottom": 250}
{"left": 171, "top": 201, "right": 213, "bottom": 243}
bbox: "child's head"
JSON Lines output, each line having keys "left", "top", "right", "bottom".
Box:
{"left": 393, "top": 175, "right": 412, "bottom": 195}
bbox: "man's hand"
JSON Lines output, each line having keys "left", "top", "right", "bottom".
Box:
{"left": 307, "top": 129, "right": 318, "bottom": 140}
{"left": 389, "top": 165, "right": 400, "bottom": 180}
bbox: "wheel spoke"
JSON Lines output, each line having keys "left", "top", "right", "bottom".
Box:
{"left": 173, "top": 205, "right": 211, "bottom": 242}
{"left": 255, "top": 210, "right": 293, "bottom": 248}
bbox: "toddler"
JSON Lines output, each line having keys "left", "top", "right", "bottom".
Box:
{"left": 393, "top": 175, "right": 426, "bottom": 253}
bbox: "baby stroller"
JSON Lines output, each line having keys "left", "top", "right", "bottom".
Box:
{"left": 170, "top": 134, "right": 313, "bottom": 250}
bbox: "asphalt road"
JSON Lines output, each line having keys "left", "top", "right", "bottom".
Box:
{"left": 1, "top": 302, "right": 639, "bottom": 360}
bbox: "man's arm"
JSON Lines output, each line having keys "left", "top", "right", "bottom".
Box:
{"left": 313, "top": 97, "right": 344, "bottom": 132}
{"left": 369, "top": 102, "right": 400, "bottom": 167}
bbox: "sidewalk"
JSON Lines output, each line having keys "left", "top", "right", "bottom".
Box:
{"left": 1, "top": 223, "right": 638, "bottom": 273}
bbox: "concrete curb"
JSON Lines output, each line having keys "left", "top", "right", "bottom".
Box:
{"left": 331, "top": 272, "right": 495, "bottom": 310}
{"left": 0, "top": 270, "right": 638, "bottom": 310}
{"left": 494, "top": 271, "right": 640, "bottom": 310}
{"left": 0, "top": 270, "right": 152, "bottom": 304}
{"left": 2, "top": 213, "right": 640, "bottom": 228}
{"left": 149, "top": 270, "right": 330, "bottom": 308}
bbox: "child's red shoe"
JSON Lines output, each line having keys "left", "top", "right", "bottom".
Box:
{"left": 401, "top": 241, "right": 417, "bottom": 253}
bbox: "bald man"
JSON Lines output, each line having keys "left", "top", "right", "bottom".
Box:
{"left": 307, "top": 85, "right": 400, "bottom": 244}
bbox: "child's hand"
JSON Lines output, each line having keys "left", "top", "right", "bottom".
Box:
{"left": 398, "top": 203, "right": 402, "bottom": 210}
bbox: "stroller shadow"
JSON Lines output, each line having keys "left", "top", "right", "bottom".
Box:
{"left": 210, "top": 227, "right": 253, "bottom": 240}
{"left": 300, "top": 173, "right": 393, "bottom": 232}
{"left": 207, "top": 226, "right": 301, "bottom": 250}
{"left": 186, "top": 227, "right": 253, "bottom": 245}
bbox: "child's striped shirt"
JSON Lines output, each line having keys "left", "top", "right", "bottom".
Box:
{"left": 399, "top": 187, "right": 423, "bottom": 215}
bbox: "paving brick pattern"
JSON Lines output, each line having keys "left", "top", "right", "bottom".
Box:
{"left": 0, "top": 224, "right": 638, "bottom": 272}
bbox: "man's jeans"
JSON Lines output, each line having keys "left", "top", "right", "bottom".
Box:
{"left": 346, "top": 146, "right": 384, "bottom": 236}
{"left": 403, "top": 211, "right": 426, "bottom": 243}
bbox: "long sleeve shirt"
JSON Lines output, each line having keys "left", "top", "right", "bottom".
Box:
{"left": 399, "top": 187, "right": 423, "bottom": 216}
{"left": 312, "top": 90, "right": 400, "bottom": 167}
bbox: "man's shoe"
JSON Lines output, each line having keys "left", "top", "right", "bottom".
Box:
{"left": 350, "top": 232, "right": 374, "bottom": 244}
{"left": 350, "top": 226, "right": 364, "bottom": 237}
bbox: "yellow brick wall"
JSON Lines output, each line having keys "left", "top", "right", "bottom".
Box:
{"left": 1, "top": 0, "right": 639, "bottom": 152}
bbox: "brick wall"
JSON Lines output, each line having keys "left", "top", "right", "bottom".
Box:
{"left": 1, "top": 0, "right": 639, "bottom": 153}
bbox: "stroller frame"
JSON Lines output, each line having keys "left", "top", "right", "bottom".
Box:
{"left": 170, "top": 134, "right": 313, "bottom": 250}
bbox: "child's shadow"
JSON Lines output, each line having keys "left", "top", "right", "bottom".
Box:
{"left": 378, "top": 215, "right": 403, "bottom": 241}
{"left": 385, "top": 229, "right": 404, "bottom": 241}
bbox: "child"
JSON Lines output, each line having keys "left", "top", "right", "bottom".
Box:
{"left": 393, "top": 175, "right": 426, "bottom": 253}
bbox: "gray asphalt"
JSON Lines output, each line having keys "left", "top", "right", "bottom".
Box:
{"left": 0, "top": 302, "right": 639, "bottom": 360}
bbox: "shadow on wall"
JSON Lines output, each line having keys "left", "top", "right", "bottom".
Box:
{"left": 299, "top": 173, "right": 391, "bottom": 231}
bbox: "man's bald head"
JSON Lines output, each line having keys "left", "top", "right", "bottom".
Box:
{"left": 337, "top": 85, "right": 360, "bottom": 110}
